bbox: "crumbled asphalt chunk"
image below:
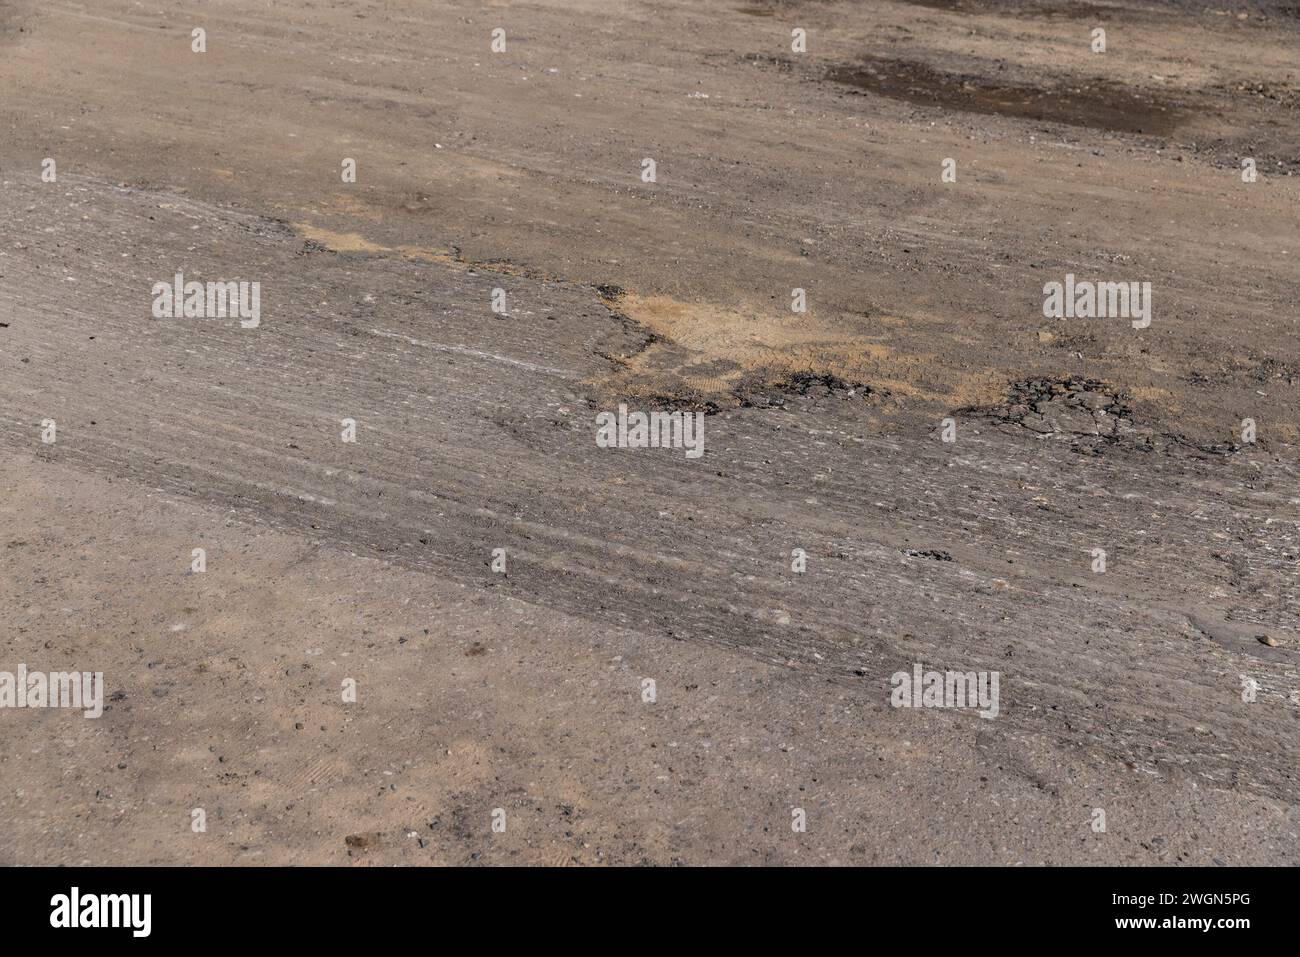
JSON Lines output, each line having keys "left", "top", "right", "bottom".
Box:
{"left": 903, "top": 548, "right": 954, "bottom": 561}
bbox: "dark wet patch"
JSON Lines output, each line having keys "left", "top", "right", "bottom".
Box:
{"left": 896, "top": 0, "right": 1129, "bottom": 18}
{"left": 828, "top": 56, "right": 1186, "bottom": 135}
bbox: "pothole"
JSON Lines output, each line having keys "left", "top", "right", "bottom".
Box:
{"left": 985, "top": 376, "right": 1134, "bottom": 436}
{"left": 592, "top": 289, "right": 902, "bottom": 413}
{"left": 961, "top": 376, "right": 1139, "bottom": 453}
{"left": 962, "top": 376, "right": 1241, "bottom": 456}
{"left": 733, "top": 370, "right": 884, "bottom": 409}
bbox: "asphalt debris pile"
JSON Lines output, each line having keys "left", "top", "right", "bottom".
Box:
{"left": 973, "top": 376, "right": 1135, "bottom": 442}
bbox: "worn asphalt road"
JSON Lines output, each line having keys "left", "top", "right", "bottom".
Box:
{"left": 0, "top": 0, "right": 1296, "bottom": 864}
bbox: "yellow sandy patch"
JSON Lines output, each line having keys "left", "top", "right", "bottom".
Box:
{"left": 292, "top": 223, "right": 552, "bottom": 280}
{"left": 1129, "top": 386, "right": 1175, "bottom": 402}
{"left": 609, "top": 292, "right": 939, "bottom": 402}
{"left": 947, "top": 369, "right": 1014, "bottom": 408}
{"left": 295, "top": 224, "right": 393, "bottom": 254}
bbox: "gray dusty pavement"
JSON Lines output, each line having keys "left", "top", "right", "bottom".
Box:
{"left": 0, "top": 0, "right": 1297, "bottom": 864}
